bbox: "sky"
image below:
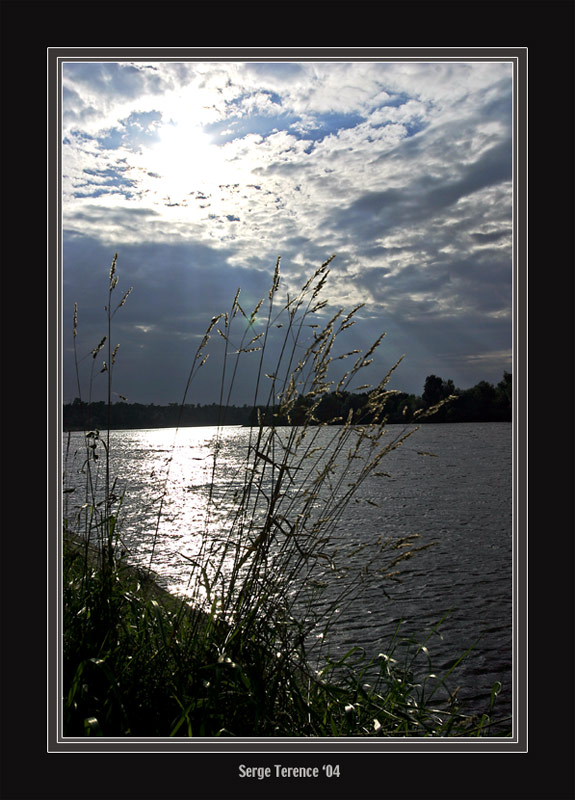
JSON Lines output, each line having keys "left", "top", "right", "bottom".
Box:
{"left": 61, "top": 58, "right": 514, "bottom": 407}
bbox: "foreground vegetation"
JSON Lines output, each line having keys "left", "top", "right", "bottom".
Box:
{"left": 63, "top": 530, "right": 503, "bottom": 736}
{"left": 63, "top": 253, "right": 509, "bottom": 737}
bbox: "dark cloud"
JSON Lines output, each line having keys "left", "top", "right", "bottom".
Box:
{"left": 62, "top": 230, "right": 511, "bottom": 405}
{"left": 425, "top": 140, "right": 512, "bottom": 208}
{"left": 351, "top": 244, "right": 511, "bottom": 321}
{"left": 62, "top": 233, "right": 286, "bottom": 405}
{"left": 474, "top": 77, "right": 514, "bottom": 130}
{"left": 338, "top": 139, "right": 511, "bottom": 242}
{"left": 470, "top": 230, "right": 510, "bottom": 244}
{"left": 352, "top": 306, "right": 511, "bottom": 397}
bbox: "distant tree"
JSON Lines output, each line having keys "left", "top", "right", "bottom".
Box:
{"left": 455, "top": 380, "right": 497, "bottom": 421}
{"left": 494, "top": 371, "right": 512, "bottom": 420}
{"left": 497, "top": 371, "right": 512, "bottom": 401}
{"left": 422, "top": 375, "right": 442, "bottom": 407}
{"left": 422, "top": 375, "right": 454, "bottom": 406}
{"left": 63, "top": 372, "right": 513, "bottom": 431}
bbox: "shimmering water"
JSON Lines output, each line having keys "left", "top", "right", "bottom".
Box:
{"left": 63, "top": 422, "right": 513, "bottom": 727}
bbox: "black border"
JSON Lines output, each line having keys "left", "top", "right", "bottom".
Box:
{"left": 1, "top": 1, "right": 573, "bottom": 798}
{"left": 48, "top": 47, "right": 524, "bottom": 752}
{"left": 48, "top": 48, "right": 527, "bottom": 763}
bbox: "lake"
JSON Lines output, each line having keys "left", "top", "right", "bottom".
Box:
{"left": 63, "top": 421, "right": 513, "bottom": 730}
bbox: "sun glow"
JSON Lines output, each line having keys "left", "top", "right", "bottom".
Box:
{"left": 148, "top": 121, "right": 236, "bottom": 199}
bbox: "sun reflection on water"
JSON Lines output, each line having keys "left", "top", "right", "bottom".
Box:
{"left": 64, "top": 426, "right": 254, "bottom": 603}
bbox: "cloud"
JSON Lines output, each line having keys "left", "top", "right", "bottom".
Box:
{"left": 63, "top": 233, "right": 287, "bottom": 404}
{"left": 60, "top": 59, "right": 514, "bottom": 404}
{"left": 337, "top": 139, "right": 511, "bottom": 242}
{"left": 64, "top": 61, "right": 168, "bottom": 102}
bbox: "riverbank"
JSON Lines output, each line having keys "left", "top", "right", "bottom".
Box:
{"left": 65, "top": 530, "right": 181, "bottom": 606}
{"left": 61, "top": 528, "right": 506, "bottom": 737}
{"left": 63, "top": 530, "right": 214, "bottom": 630}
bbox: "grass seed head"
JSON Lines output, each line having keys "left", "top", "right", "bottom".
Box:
{"left": 92, "top": 336, "right": 106, "bottom": 358}
{"left": 118, "top": 287, "right": 133, "bottom": 308}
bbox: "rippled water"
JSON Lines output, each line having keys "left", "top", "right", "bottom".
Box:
{"left": 63, "top": 422, "right": 513, "bottom": 727}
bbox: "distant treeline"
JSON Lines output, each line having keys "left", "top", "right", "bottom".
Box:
{"left": 63, "top": 372, "right": 512, "bottom": 431}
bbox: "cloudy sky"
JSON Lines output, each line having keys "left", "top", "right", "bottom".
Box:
{"left": 61, "top": 58, "right": 513, "bottom": 407}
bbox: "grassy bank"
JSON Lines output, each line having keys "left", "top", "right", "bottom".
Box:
{"left": 63, "top": 531, "right": 503, "bottom": 737}
{"left": 62, "top": 253, "right": 509, "bottom": 737}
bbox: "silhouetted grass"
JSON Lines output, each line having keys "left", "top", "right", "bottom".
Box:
{"left": 62, "top": 253, "right": 509, "bottom": 737}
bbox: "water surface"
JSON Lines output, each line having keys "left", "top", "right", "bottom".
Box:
{"left": 63, "top": 422, "right": 513, "bottom": 728}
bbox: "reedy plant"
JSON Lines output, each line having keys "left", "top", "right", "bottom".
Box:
{"left": 65, "top": 254, "right": 132, "bottom": 571}
{"left": 167, "top": 257, "right": 446, "bottom": 641}
{"left": 63, "top": 253, "right": 507, "bottom": 738}
{"left": 145, "top": 255, "right": 476, "bottom": 727}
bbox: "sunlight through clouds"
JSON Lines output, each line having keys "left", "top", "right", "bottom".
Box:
{"left": 143, "top": 119, "right": 248, "bottom": 200}
{"left": 62, "top": 57, "right": 514, "bottom": 404}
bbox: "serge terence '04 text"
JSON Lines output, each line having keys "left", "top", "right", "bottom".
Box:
{"left": 238, "top": 764, "right": 340, "bottom": 779}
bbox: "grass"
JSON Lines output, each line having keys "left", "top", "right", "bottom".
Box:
{"left": 62, "top": 253, "right": 510, "bottom": 737}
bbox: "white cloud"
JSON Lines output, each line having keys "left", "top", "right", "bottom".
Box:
{"left": 61, "top": 58, "right": 514, "bottom": 402}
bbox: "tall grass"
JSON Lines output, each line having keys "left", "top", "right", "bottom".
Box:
{"left": 62, "top": 253, "right": 508, "bottom": 737}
